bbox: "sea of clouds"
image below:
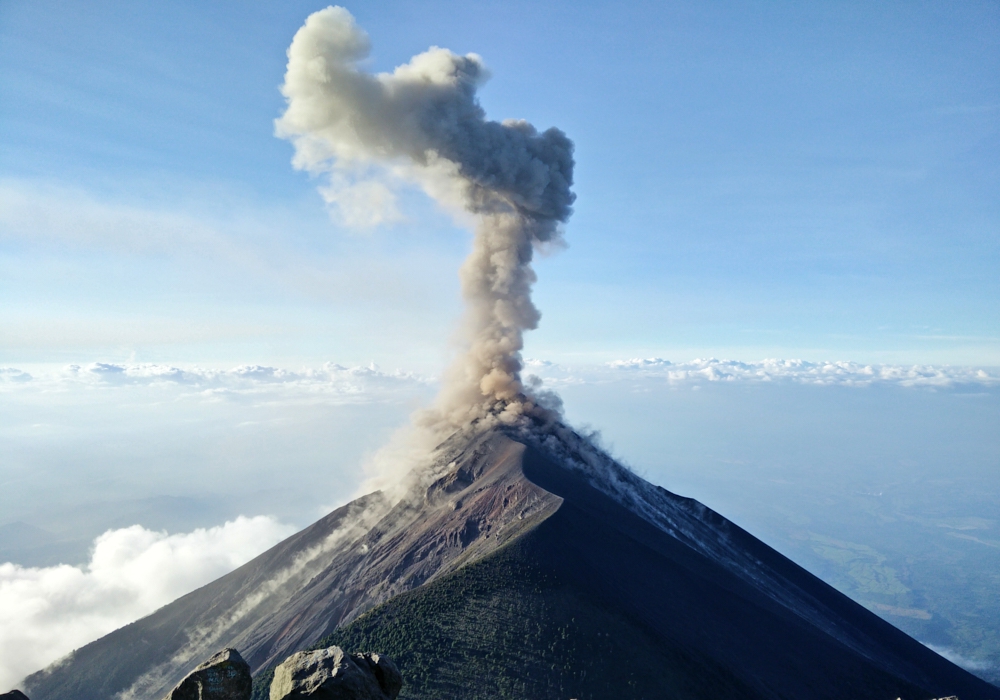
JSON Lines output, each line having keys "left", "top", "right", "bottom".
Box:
{"left": 1, "top": 361, "right": 435, "bottom": 519}
{"left": 525, "top": 356, "right": 999, "bottom": 389}
{"left": 0, "top": 516, "right": 294, "bottom": 692}
{"left": 1, "top": 357, "right": 997, "bottom": 690}
{"left": 5, "top": 356, "right": 995, "bottom": 391}
{"left": 0, "top": 362, "right": 436, "bottom": 689}
{"left": 0, "top": 360, "right": 430, "bottom": 393}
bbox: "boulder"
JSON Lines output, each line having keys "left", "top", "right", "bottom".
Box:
{"left": 350, "top": 654, "right": 402, "bottom": 700}
{"left": 269, "top": 647, "right": 401, "bottom": 700}
{"left": 162, "top": 648, "right": 252, "bottom": 700}
{"left": 1, "top": 691, "right": 30, "bottom": 700}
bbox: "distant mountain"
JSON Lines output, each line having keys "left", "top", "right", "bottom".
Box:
{"left": 1, "top": 496, "right": 246, "bottom": 567}
{"left": 25, "top": 424, "right": 999, "bottom": 699}
{"left": 0, "top": 521, "right": 55, "bottom": 551}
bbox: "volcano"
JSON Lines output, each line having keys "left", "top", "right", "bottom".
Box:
{"left": 25, "top": 423, "right": 997, "bottom": 700}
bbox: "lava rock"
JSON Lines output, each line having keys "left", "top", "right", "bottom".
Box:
{"left": 162, "top": 648, "right": 252, "bottom": 700}
{"left": 349, "top": 653, "right": 402, "bottom": 700}
{"left": 269, "top": 647, "right": 401, "bottom": 700}
{"left": 1, "top": 691, "right": 30, "bottom": 700}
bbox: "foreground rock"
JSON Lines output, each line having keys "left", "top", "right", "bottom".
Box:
{"left": 162, "top": 648, "right": 252, "bottom": 700}
{"left": 270, "top": 647, "right": 401, "bottom": 700}
{"left": 1, "top": 691, "right": 30, "bottom": 700}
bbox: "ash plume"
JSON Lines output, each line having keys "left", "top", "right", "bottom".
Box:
{"left": 276, "top": 6, "right": 574, "bottom": 440}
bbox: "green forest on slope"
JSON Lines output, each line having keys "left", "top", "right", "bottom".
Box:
{"left": 250, "top": 538, "right": 756, "bottom": 700}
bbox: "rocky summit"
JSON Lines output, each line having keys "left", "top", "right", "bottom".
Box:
{"left": 270, "top": 647, "right": 401, "bottom": 700}
{"left": 162, "top": 648, "right": 252, "bottom": 700}
{"left": 24, "top": 424, "right": 1000, "bottom": 700}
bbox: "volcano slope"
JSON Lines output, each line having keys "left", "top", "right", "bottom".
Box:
{"left": 26, "top": 425, "right": 997, "bottom": 700}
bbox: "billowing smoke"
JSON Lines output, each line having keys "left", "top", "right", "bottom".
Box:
{"left": 276, "top": 6, "right": 574, "bottom": 436}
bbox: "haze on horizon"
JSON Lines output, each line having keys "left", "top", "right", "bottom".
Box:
{"left": 1, "top": 0, "right": 998, "bottom": 693}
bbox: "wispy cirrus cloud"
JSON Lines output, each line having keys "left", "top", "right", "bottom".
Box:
{"left": 0, "top": 178, "right": 467, "bottom": 361}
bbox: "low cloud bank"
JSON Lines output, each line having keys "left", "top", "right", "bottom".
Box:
{"left": 3, "top": 358, "right": 996, "bottom": 394}
{"left": 0, "top": 516, "right": 294, "bottom": 691}
{"left": 0, "top": 361, "right": 429, "bottom": 399}
{"left": 525, "top": 357, "right": 999, "bottom": 390}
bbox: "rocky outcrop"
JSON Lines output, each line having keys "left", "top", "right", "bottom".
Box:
{"left": 269, "top": 647, "right": 401, "bottom": 700}
{"left": 162, "top": 648, "right": 252, "bottom": 700}
{"left": 349, "top": 654, "right": 402, "bottom": 700}
{"left": 1, "top": 691, "right": 30, "bottom": 700}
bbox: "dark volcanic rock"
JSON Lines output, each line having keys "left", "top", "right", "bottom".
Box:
{"left": 1, "top": 691, "right": 30, "bottom": 700}
{"left": 350, "top": 653, "right": 402, "bottom": 699}
{"left": 270, "top": 647, "right": 401, "bottom": 700}
{"left": 163, "top": 648, "right": 251, "bottom": 700}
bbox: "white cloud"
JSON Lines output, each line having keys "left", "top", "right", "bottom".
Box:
{"left": 0, "top": 361, "right": 431, "bottom": 401}
{"left": 524, "top": 357, "right": 1000, "bottom": 390}
{"left": 8, "top": 357, "right": 993, "bottom": 405}
{"left": 0, "top": 516, "right": 295, "bottom": 692}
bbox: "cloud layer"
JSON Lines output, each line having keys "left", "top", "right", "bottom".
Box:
{"left": 0, "top": 361, "right": 431, "bottom": 405}
{"left": 5, "top": 357, "right": 995, "bottom": 394}
{"left": 525, "top": 357, "right": 1000, "bottom": 390}
{"left": 0, "top": 516, "right": 294, "bottom": 692}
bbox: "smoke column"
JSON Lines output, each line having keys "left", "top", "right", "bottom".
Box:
{"left": 276, "top": 6, "right": 574, "bottom": 435}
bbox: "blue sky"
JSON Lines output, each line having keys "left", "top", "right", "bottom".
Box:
{"left": 2, "top": 0, "right": 997, "bottom": 368}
